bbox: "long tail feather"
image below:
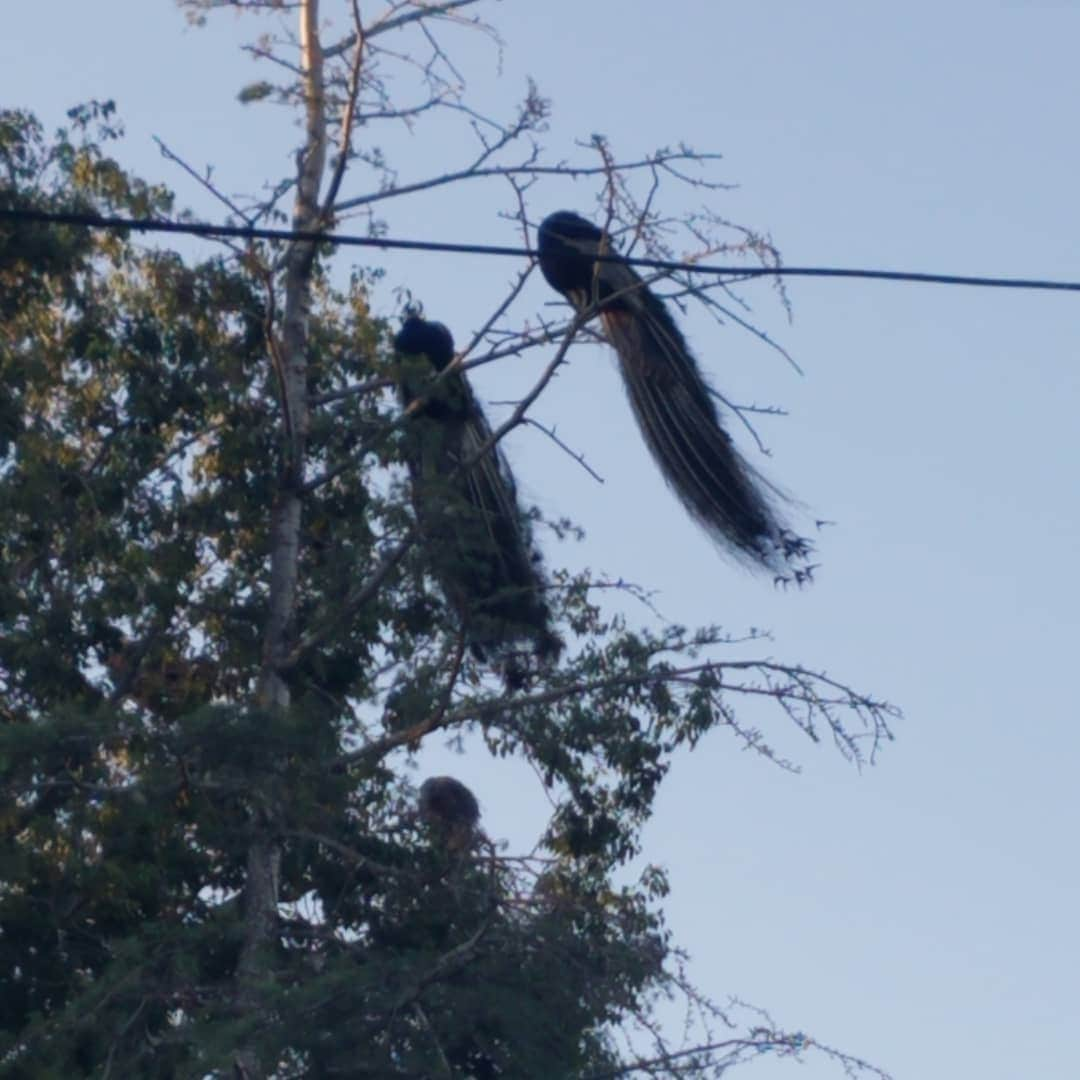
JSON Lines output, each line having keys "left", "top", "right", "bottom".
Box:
{"left": 537, "top": 211, "right": 813, "bottom": 581}
{"left": 394, "top": 316, "right": 562, "bottom": 678}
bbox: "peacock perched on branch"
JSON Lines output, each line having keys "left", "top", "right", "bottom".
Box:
{"left": 418, "top": 775, "right": 481, "bottom": 851}
{"left": 394, "top": 315, "right": 562, "bottom": 685}
{"left": 537, "top": 210, "right": 814, "bottom": 584}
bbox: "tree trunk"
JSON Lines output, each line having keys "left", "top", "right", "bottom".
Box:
{"left": 237, "top": 2, "right": 326, "bottom": 1074}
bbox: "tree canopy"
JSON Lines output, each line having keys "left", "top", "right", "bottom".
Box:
{"left": 0, "top": 5, "right": 896, "bottom": 1077}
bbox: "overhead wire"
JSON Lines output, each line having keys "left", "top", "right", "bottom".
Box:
{"left": 2, "top": 206, "right": 1079, "bottom": 293}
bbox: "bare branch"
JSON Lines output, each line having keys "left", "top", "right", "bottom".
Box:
{"left": 333, "top": 150, "right": 726, "bottom": 213}
{"left": 153, "top": 135, "right": 252, "bottom": 225}
{"left": 319, "top": 0, "right": 366, "bottom": 217}
{"left": 326, "top": 0, "right": 487, "bottom": 54}
{"left": 518, "top": 416, "right": 606, "bottom": 485}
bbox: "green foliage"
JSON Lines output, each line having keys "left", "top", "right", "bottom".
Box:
{"left": 0, "top": 108, "right": 654, "bottom": 1078}
{"left": 238, "top": 82, "right": 276, "bottom": 105}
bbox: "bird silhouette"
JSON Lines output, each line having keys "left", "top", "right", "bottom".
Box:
{"left": 537, "top": 210, "right": 814, "bottom": 583}
{"left": 418, "top": 775, "right": 481, "bottom": 851}
{"left": 395, "top": 315, "right": 562, "bottom": 683}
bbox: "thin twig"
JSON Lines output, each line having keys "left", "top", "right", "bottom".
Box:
{"left": 518, "top": 416, "right": 605, "bottom": 484}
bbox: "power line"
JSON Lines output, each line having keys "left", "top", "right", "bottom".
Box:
{"left": 3, "top": 205, "right": 1079, "bottom": 293}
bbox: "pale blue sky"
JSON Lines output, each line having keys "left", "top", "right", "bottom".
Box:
{"left": 6, "top": 3, "right": 1079, "bottom": 1077}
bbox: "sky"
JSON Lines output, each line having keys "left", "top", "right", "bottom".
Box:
{"left": 6, "top": 2, "right": 1080, "bottom": 1077}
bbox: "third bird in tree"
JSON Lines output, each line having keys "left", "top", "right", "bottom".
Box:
{"left": 537, "top": 210, "right": 815, "bottom": 584}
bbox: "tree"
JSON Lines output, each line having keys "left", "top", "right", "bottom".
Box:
{"left": 0, "top": 4, "right": 896, "bottom": 1077}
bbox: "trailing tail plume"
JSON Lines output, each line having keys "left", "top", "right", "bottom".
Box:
{"left": 394, "top": 315, "right": 562, "bottom": 683}
{"left": 536, "top": 210, "right": 814, "bottom": 583}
